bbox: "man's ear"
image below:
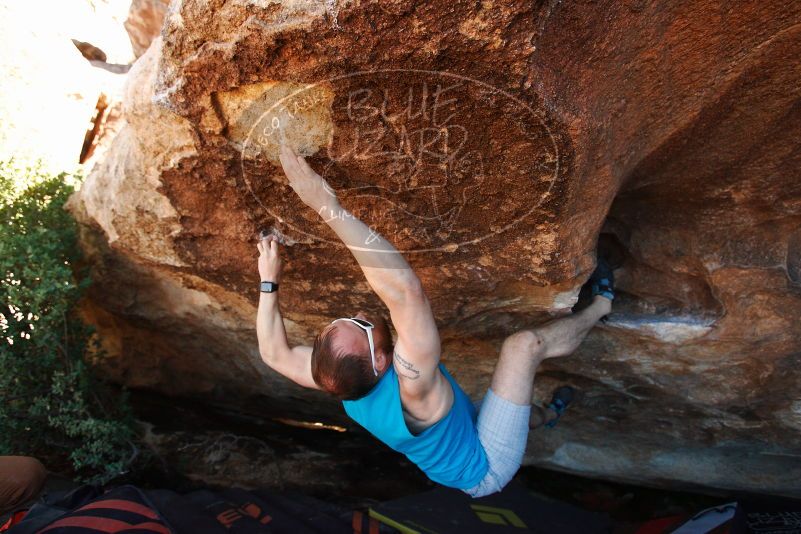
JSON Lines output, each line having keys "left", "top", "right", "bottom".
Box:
{"left": 375, "top": 349, "right": 392, "bottom": 373}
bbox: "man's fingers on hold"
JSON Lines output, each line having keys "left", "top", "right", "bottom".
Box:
{"left": 278, "top": 151, "right": 292, "bottom": 171}
{"left": 279, "top": 148, "right": 295, "bottom": 169}
{"left": 282, "top": 157, "right": 300, "bottom": 177}
{"left": 280, "top": 144, "right": 297, "bottom": 163}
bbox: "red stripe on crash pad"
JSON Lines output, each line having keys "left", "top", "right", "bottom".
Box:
{"left": 78, "top": 499, "right": 160, "bottom": 520}
{"left": 41, "top": 516, "right": 170, "bottom": 534}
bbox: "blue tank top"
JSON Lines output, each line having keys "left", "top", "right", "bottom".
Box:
{"left": 342, "top": 363, "right": 489, "bottom": 489}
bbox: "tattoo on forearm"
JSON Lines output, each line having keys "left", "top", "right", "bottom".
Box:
{"left": 393, "top": 350, "right": 420, "bottom": 380}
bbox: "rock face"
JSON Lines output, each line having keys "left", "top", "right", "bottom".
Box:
{"left": 124, "top": 0, "right": 170, "bottom": 58}
{"left": 72, "top": 0, "right": 801, "bottom": 496}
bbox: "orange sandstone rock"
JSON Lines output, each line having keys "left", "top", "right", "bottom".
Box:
{"left": 72, "top": 0, "right": 801, "bottom": 496}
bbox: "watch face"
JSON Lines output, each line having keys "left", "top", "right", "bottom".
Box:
{"left": 260, "top": 281, "right": 278, "bottom": 292}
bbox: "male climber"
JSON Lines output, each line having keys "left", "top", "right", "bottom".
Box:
{"left": 255, "top": 144, "right": 614, "bottom": 498}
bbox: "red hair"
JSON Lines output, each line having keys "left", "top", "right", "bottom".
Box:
{"left": 311, "top": 317, "right": 393, "bottom": 400}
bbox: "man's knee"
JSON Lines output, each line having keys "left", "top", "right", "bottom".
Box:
{"left": 462, "top": 468, "right": 518, "bottom": 498}
{"left": 501, "top": 330, "right": 545, "bottom": 359}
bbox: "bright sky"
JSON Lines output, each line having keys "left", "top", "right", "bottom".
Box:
{"left": 0, "top": 0, "right": 132, "bottom": 171}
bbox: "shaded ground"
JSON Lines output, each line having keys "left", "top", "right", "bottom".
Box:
{"left": 123, "top": 390, "right": 749, "bottom": 525}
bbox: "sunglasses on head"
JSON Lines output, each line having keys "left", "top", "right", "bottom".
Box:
{"left": 331, "top": 317, "right": 377, "bottom": 376}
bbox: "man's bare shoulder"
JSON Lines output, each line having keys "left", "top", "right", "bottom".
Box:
{"left": 395, "top": 354, "right": 454, "bottom": 433}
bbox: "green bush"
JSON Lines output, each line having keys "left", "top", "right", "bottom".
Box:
{"left": 0, "top": 160, "right": 135, "bottom": 483}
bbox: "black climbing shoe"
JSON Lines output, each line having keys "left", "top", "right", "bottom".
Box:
{"left": 572, "top": 255, "right": 616, "bottom": 313}
{"left": 589, "top": 256, "right": 615, "bottom": 302}
{"left": 544, "top": 386, "right": 575, "bottom": 429}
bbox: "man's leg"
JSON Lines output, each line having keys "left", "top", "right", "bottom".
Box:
{"left": 489, "top": 296, "right": 611, "bottom": 406}
{"left": 463, "top": 295, "right": 611, "bottom": 498}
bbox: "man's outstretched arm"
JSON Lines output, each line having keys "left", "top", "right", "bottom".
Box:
{"left": 256, "top": 234, "right": 319, "bottom": 389}
{"left": 278, "top": 145, "right": 442, "bottom": 398}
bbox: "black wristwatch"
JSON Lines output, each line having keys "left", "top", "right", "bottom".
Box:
{"left": 260, "top": 281, "right": 279, "bottom": 293}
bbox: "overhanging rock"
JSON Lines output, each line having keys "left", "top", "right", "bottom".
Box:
{"left": 71, "top": 0, "right": 801, "bottom": 496}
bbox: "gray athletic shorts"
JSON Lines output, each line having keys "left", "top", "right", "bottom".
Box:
{"left": 462, "top": 388, "right": 531, "bottom": 498}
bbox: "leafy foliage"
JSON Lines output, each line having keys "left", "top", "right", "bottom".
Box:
{"left": 0, "top": 160, "right": 135, "bottom": 482}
